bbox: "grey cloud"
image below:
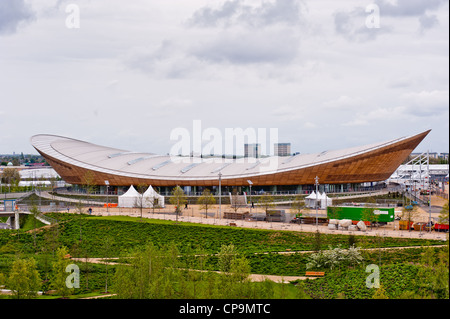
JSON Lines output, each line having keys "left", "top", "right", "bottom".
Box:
{"left": 374, "top": 0, "right": 447, "bottom": 17}
{"left": 187, "top": 0, "right": 304, "bottom": 28}
{"left": 334, "top": 0, "right": 447, "bottom": 41}
{"left": 419, "top": 14, "right": 439, "bottom": 32}
{"left": 188, "top": 0, "right": 241, "bottom": 28}
{"left": 123, "top": 0, "right": 305, "bottom": 78}
{"left": 333, "top": 8, "right": 389, "bottom": 42}
{"left": 124, "top": 29, "right": 300, "bottom": 80}
{"left": 375, "top": 0, "right": 446, "bottom": 33}
{"left": 190, "top": 30, "right": 300, "bottom": 65}
{"left": 0, "top": 0, "right": 35, "bottom": 35}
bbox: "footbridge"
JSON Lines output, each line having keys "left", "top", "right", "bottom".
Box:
{"left": 0, "top": 210, "right": 56, "bottom": 230}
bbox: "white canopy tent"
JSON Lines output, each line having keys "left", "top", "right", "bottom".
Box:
{"left": 118, "top": 185, "right": 165, "bottom": 208}
{"left": 304, "top": 191, "right": 332, "bottom": 209}
{"left": 118, "top": 185, "right": 141, "bottom": 208}
{"left": 318, "top": 192, "right": 332, "bottom": 209}
{"left": 305, "top": 191, "right": 317, "bottom": 208}
{"left": 143, "top": 185, "right": 165, "bottom": 208}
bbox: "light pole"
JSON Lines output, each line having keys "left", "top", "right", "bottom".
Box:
{"left": 315, "top": 176, "right": 319, "bottom": 227}
{"left": 104, "top": 180, "right": 109, "bottom": 214}
{"left": 247, "top": 180, "right": 253, "bottom": 214}
{"left": 427, "top": 150, "right": 431, "bottom": 233}
{"left": 218, "top": 172, "right": 222, "bottom": 220}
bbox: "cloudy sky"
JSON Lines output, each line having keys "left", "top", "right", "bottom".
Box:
{"left": 0, "top": 0, "right": 448, "bottom": 157}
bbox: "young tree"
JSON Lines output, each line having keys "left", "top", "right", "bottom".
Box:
{"left": 44, "top": 224, "right": 60, "bottom": 257}
{"left": 0, "top": 167, "right": 20, "bottom": 190}
{"left": 75, "top": 199, "right": 86, "bottom": 242}
{"left": 135, "top": 184, "right": 148, "bottom": 221}
{"left": 169, "top": 186, "right": 187, "bottom": 223}
{"left": 82, "top": 171, "right": 96, "bottom": 206}
{"left": 217, "top": 244, "right": 238, "bottom": 274}
{"left": 313, "top": 229, "right": 322, "bottom": 252}
{"left": 416, "top": 244, "right": 449, "bottom": 299}
{"left": 103, "top": 236, "right": 114, "bottom": 294}
{"left": 8, "top": 258, "right": 41, "bottom": 299}
{"left": 229, "top": 188, "right": 242, "bottom": 214}
{"left": 230, "top": 256, "right": 251, "bottom": 284}
{"left": 51, "top": 246, "right": 72, "bottom": 298}
{"left": 149, "top": 194, "right": 161, "bottom": 214}
{"left": 113, "top": 242, "right": 179, "bottom": 299}
{"left": 361, "top": 206, "right": 376, "bottom": 230}
{"left": 227, "top": 256, "right": 251, "bottom": 298}
{"left": 291, "top": 197, "right": 305, "bottom": 218}
{"left": 401, "top": 205, "right": 420, "bottom": 231}
{"left": 29, "top": 204, "right": 41, "bottom": 250}
{"left": 258, "top": 192, "right": 275, "bottom": 218}
{"left": 198, "top": 189, "right": 216, "bottom": 218}
{"left": 438, "top": 201, "right": 449, "bottom": 225}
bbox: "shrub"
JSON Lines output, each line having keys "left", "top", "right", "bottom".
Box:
{"left": 306, "top": 245, "right": 363, "bottom": 270}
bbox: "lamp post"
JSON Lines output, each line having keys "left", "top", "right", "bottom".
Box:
{"left": 315, "top": 176, "right": 319, "bottom": 227}
{"left": 247, "top": 180, "right": 253, "bottom": 213}
{"left": 218, "top": 172, "right": 222, "bottom": 220}
{"left": 104, "top": 180, "right": 109, "bottom": 214}
{"left": 427, "top": 150, "right": 431, "bottom": 233}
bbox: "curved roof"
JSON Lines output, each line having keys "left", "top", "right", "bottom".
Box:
{"left": 30, "top": 130, "right": 431, "bottom": 186}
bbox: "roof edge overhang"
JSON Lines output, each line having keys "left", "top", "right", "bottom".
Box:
{"left": 31, "top": 130, "right": 431, "bottom": 185}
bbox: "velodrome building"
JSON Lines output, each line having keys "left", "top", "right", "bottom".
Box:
{"left": 30, "top": 130, "right": 430, "bottom": 195}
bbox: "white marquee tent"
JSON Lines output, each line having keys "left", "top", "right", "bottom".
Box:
{"left": 304, "top": 191, "right": 332, "bottom": 209}
{"left": 305, "top": 191, "right": 317, "bottom": 208}
{"left": 143, "top": 185, "right": 165, "bottom": 208}
{"left": 118, "top": 185, "right": 165, "bottom": 208}
{"left": 118, "top": 185, "right": 141, "bottom": 208}
{"left": 318, "top": 192, "right": 332, "bottom": 209}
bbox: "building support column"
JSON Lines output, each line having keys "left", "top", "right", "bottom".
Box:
{"left": 15, "top": 212, "right": 20, "bottom": 229}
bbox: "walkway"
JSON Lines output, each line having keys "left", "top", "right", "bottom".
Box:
{"left": 71, "top": 243, "right": 448, "bottom": 285}
{"left": 70, "top": 257, "right": 315, "bottom": 283}
{"left": 39, "top": 191, "right": 105, "bottom": 206}
{"left": 85, "top": 207, "right": 448, "bottom": 241}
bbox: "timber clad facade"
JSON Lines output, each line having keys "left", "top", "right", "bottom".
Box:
{"left": 31, "top": 130, "right": 430, "bottom": 188}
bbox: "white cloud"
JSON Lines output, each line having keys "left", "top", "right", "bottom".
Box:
{"left": 270, "top": 105, "right": 304, "bottom": 121}
{"left": 323, "top": 95, "right": 365, "bottom": 109}
{"left": 333, "top": 6, "right": 392, "bottom": 42}
{"left": 342, "top": 90, "right": 449, "bottom": 127}
{"left": 303, "top": 121, "right": 316, "bottom": 129}
{"left": 401, "top": 90, "right": 449, "bottom": 117}
{"left": 342, "top": 107, "right": 408, "bottom": 126}
{"left": 0, "top": 0, "right": 447, "bottom": 155}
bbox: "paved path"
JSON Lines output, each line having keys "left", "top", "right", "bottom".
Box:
{"left": 85, "top": 207, "right": 448, "bottom": 241}
{"left": 71, "top": 242, "right": 448, "bottom": 284}
{"left": 70, "top": 257, "right": 315, "bottom": 283}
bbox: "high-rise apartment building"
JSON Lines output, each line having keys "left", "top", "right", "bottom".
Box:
{"left": 274, "top": 143, "right": 291, "bottom": 157}
{"left": 244, "top": 144, "right": 260, "bottom": 158}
